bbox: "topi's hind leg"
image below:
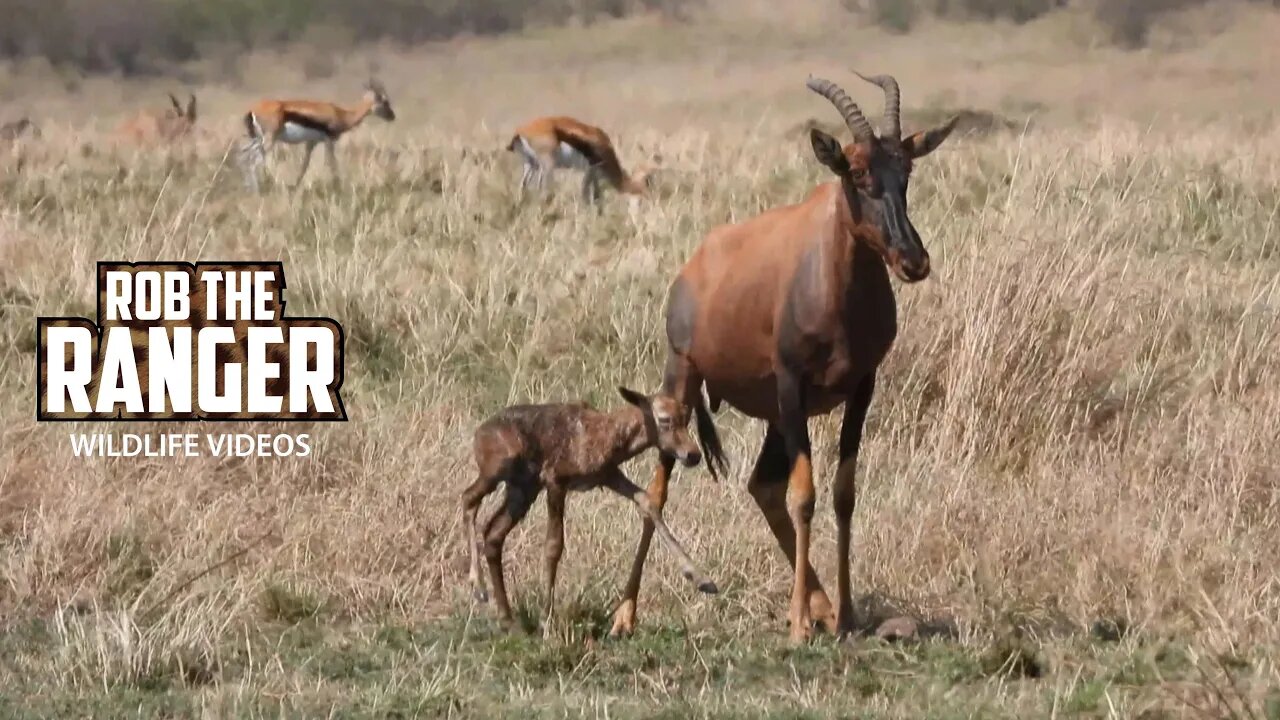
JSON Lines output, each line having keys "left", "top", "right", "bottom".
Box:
{"left": 482, "top": 481, "right": 540, "bottom": 627}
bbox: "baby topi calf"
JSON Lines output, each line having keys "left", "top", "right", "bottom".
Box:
{"left": 462, "top": 387, "right": 717, "bottom": 628}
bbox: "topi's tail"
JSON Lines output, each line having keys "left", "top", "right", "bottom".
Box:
{"left": 692, "top": 389, "right": 728, "bottom": 481}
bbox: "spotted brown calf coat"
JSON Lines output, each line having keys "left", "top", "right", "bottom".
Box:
{"left": 461, "top": 390, "right": 716, "bottom": 628}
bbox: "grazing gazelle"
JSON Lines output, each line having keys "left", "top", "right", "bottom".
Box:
{"left": 461, "top": 387, "right": 717, "bottom": 630}
{"left": 115, "top": 93, "right": 198, "bottom": 144}
{"left": 240, "top": 78, "right": 396, "bottom": 192}
{"left": 609, "top": 72, "right": 960, "bottom": 644}
{"left": 507, "top": 116, "right": 657, "bottom": 203}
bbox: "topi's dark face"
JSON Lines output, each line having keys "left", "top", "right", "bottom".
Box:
{"left": 805, "top": 73, "right": 960, "bottom": 283}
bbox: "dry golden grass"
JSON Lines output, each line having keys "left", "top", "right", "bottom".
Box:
{"left": 2, "top": 4, "right": 1280, "bottom": 717}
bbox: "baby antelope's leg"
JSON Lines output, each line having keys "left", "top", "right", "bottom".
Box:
{"left": 483, "top": 483, "right": 539, "bottom": 627}
{"left": 543, "top": 487, "right": 567, "bottom": 628}
{"left": 460, "top": 471, "right": 503, "bottom": 603}
{"left": 604, "top": 469, "right": 717, "bottom": 596}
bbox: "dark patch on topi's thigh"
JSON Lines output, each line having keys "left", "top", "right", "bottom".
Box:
{"left": 665, "top": 277, "right": 698, "bottom": 354}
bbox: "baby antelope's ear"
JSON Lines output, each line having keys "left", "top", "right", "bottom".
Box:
{"left": 618, "top": 386, "right": 648, "bottom": 408}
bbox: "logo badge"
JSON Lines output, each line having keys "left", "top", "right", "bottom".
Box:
{"left": 36, "top": 262, "right": 347, "bottom": 422}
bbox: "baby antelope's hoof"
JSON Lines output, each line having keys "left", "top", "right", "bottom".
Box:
{"left": 683, "top": 567, "right": 719, "bottom": 595}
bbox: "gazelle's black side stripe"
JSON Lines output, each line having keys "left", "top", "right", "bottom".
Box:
{"left": 281, "top": 111, "right": 339, "bottom": 139}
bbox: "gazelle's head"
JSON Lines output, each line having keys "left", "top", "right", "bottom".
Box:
{"left": 637, "top": 152, "right": 665, "bottom": 188}
{"left": 365, "top": 79, "right": 396, "bottom": 121}
{"left": 0, "top": 117, "right": 37, "bottom": 141}
{"left": 166, "top": 93, "right": 197, "bottom": 123}
{"left": 619, "top": 386, "right": 701, "bottom": 468}
{"left": 806, "top": 73, "right": 958, "bottom": 284}
{"left": 163, "top": 93, "right": 198, "bottom": 138}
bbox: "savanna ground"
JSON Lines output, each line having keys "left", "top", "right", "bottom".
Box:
{"left": 3, "top": 1, "right": 1280, "bottom": 717}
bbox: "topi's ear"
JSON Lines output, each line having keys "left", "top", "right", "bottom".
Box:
{"left": 167, "top": 93, "right": 182, "bottom": 114}
{"left": 186, "top": 94, "right": 197, "bottom": 121}
{"left": 618, "top": 386, "right": 648, "bottom": 408}
{"left": 902, "top": 115, "right": 960, "bottom": 159}
{"left": 810, "top": 128, "right": 850, "bottom": 175}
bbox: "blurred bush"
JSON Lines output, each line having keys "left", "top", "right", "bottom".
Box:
{"left": 1092, "top": 0, "right": 1202, "bottom": 47}
{"left": 0, "top": 0, "right": 704, "bottom": 75}
{"left": 0, "top": 0, "right": 1273, "bottom": 74}
{"left": 865, "top": 0, "right": 1272, "bottom": 43}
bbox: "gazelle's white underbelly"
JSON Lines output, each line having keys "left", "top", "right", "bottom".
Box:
{"left": 515, "top": 136, "right": 590, "bottom": 170}
{"left": 552, "top": 141, "right": 590, "bottom": 170}
{"left": 278, "top": 122, "right": 331, "bottom": 145}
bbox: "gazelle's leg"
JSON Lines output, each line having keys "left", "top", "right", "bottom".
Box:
{"left": 536, "top": 155, "right": 554, "bottom": 192}
{"left": 292, "top": 141, "right": 316, "bottom": 189}
{"left": 581, "top": 166, "right": 602, "bottom": 203}
{"left": 240, "top": 136, "right": 264, "bottom": 192}
{"left": 324, "top": 140, "right": 339, "bottom": 182}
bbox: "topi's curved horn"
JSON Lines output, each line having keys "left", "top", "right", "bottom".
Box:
{"left": 854, "top": 71, "right": 901, "bottom": 140}
{"left": 806, "top": 75, "right": 875, "bottom": 142}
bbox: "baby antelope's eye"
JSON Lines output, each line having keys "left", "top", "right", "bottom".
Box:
{"left": 850, "top": 168, "right": 868, "bottom": 180}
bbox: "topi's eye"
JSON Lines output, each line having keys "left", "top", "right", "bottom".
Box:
{"left": 851, "top": 168, "right": 868, "bottom": 180}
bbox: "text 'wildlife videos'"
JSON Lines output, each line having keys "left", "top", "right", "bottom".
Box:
{"left": 67, "top": 432, "right": 313, "bottom": 458}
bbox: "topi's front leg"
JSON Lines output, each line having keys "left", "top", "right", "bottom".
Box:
{"left": 610, "top": 454, "right": 673, "bottom": 638}
{"left": 778, "top": 370, "right": 816, "bottom": 646}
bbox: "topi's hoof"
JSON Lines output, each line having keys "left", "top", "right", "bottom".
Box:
{"left": 697, "top": 580, "right": 719, "bottom": 595}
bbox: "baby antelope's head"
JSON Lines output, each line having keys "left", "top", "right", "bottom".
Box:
{"left": 618, "top": 387, "right": 701, "bottom": 467}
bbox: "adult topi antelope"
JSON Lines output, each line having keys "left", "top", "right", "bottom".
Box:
{"left": 609, "top": 72, "right": 960, "bottom": 644}
{"left": 507, "top": 116, "right": 658, "bottom": 203}
{"left": 240, "top": 79, "right": 396, "bottom": 192}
